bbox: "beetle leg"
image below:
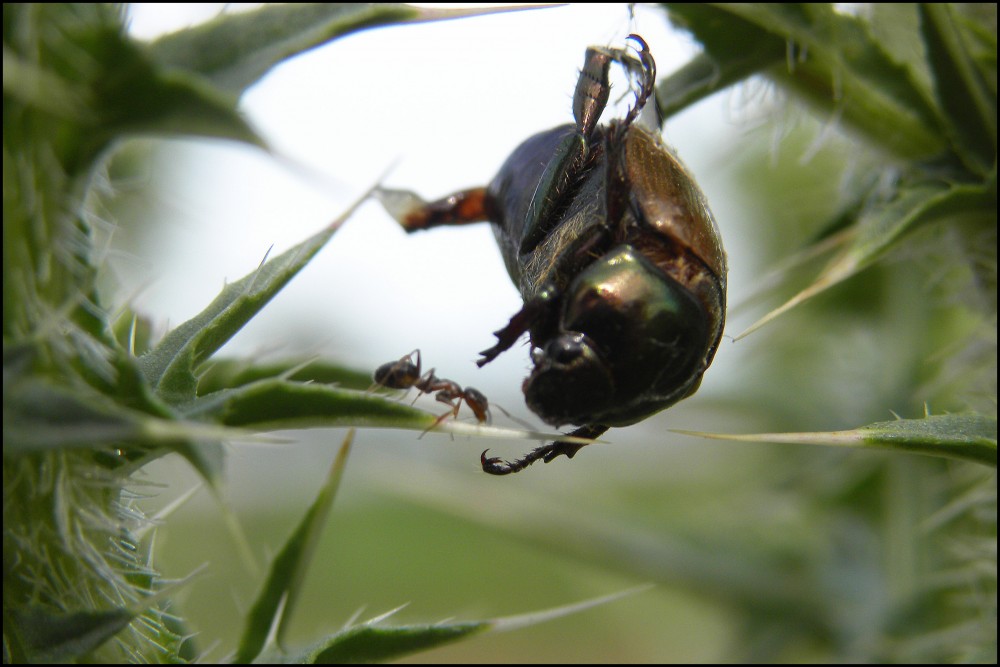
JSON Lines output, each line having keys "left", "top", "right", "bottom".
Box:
{"left": 480, "top": 424, "right": 609, "bottom": 475}
{"left": 517, "top": 132, "right": 589, "bottom": 254}
{"left": 477, "top": 285, "right": 560, "bottom": 367}
{"left": 540, "top": 423, "right": 609, "bottom": 460}
{"left": 477, "top": 303, "right": 537, "bottom": 367}
{"left": 373, "top": 186, "right": 490, "bottom": 232}
{"left": 620, "top": 34, "right": 656, "bottom": 129}
{"left": 575, "top": 35, "right": 655, "bottom": 137}
{"left": 574, "top": 47, "right": 614, "bottom": 137}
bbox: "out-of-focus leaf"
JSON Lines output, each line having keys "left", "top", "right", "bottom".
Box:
{"left": 663, "top": 4, "right": 947, "bottom": 160}
{"left": 137, "top": 193, "right": 365, "bottom": 404}
{"left": 2, "top": 379, "right": 148, "bottom": 454}
{"left": 737, "top": 179, "right": 995, "bottom": 338}
{"left": 2, "top": 373, "right": 228, "bottom": 484}
{"left": 656, "top": 8, "right": 785, "bottom": 119}
{"left": 2, "top": 45, "right": 91, "bottom": 121}
{"left": 234, "top": 432, "right": 353, "bottom": 663}
{"left": 676, "top": 414, "right": 997, "bottom": 467}
{"left": 95, "top": 61, "right": 266, "bottom": 152}
{"left": 4, "top": 4, "right": 264, "bottom": 175}
{"left": 866, "top": 5, "right": 937, "bottom": 111}
{"left": 146, "top": 4, "right": 522, "bottom": 96}
{"left": 7, "top": 606, "right": 135, "bottom": 664}
{"left": 148, "top": 4, "right": 415, "bottom": 94}
{"left": 380, "top": 462, "right": 834, "bottom": 633}
{"left": 920, "top": 4, "right": 997, "bottom": 175}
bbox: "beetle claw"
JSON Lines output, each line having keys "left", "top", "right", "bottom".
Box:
{"left": 480, "top": 425, "right": 608, "bottom": 475}
{"left": 480, "top": 447, "right": 545, "bottom": 475}
{"left": 480, "top": 449, "right": 515, "bottom": 475}
{"left": 480, "top": 441, "right": 587, "bottom": 475}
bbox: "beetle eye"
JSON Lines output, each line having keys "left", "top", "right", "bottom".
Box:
{"left": 546, "top": 335, "right": 586, "bottom": 365}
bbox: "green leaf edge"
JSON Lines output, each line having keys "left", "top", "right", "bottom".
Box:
{"left": 234, "top": 432, "right": 354, "bottom": 663}
{"left": 674, "top": 413, "right": 997, "bottom": 467}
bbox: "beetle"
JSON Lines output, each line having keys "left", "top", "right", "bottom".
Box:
{"left": 373, "top": 35, "right": 727, "bottom": 474}
{"left": 373, "top": 349, "right": 491, "bottom": 428}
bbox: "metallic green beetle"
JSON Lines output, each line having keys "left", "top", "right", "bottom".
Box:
{"left": 375, "top": 35, "right": 727, "bottom": 474}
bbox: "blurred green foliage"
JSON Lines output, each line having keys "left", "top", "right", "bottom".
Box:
{"left": 3, "top": 3, "right": 995, "bottom": 663}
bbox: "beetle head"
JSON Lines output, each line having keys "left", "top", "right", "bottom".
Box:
{"left": 523, "top": 245, "right": 712, "bottom": 428}
{"left": 523, "top": 331, "right": 615, "bottom": 426}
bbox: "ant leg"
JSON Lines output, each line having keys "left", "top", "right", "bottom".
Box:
{"left": 412, "top": 368, "right": 449, "bottom": 405}
{"left": 420, "top": 396, "right": 462, "bottom": 437}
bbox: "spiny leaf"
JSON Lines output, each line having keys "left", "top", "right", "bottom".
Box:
{"left": 2, "top": 378, "right": 150, "bottom": 455}
{"left": 292, "top": 586, "right": 651, "bottom": 664}
{"left": 487, "top": 585, "right": 656, "bottom": 633}
{"left": 181, "top": 377, "right": 582, "bottom": 446}
{"left": 137, "top": 193, "right": 365, "bottom": 404}
{"left": 675, "top": 413, "right": 997, "bottom": 467}
{"left": 1, "top": 371, "right": 231, "bottom": 485}
{"left": 230, "top": 461, "right": 642, "bottom": 666}
{"left": 736, "top": 179, "right": 994, "bottom": 339}
{"left": 182, "top": 380, "right": 439, "bottom": 431}
{"left": 197, "top": 357, "right": 374, "bottom": 395}
{"left": 303, "top": 622, "right": 487, "bottom": 664}
{"left": 234, "top": 432, "right": 354, "bottom": 664}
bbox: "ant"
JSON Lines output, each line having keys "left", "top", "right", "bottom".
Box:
{"left": 373, "top": 350, "right": 491, "bottom": 429}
